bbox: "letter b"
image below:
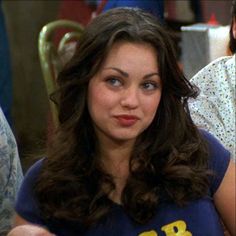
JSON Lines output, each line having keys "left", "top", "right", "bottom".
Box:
{"left": 161, "top": 220, "right": 192, "bottom": 236}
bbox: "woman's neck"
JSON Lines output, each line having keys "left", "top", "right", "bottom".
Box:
{"left": 100, "top": 140, "right": 133, "bottom": 177}
{"left": 98, "top": 138, "right": 135, "bottom": 204}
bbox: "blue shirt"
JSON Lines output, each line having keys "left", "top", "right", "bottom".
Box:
{"left": 15, "top": 131, "right": 230, "bottom": 236}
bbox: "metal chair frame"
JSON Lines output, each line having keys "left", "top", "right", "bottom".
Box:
{"left": 38, "top": 20, "right": 83, "bottom": 127}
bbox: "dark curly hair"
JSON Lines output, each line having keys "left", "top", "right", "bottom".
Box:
{"left": 35, "top": 7, "right": 210, "bottom": 227}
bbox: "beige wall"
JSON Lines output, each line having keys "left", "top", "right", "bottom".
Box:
{"left": 3, "top": 1, "right": 60, "bottom": 165}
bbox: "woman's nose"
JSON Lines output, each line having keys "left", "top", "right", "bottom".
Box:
{"left": 120, "top": 86, "right": 139, "bottom": 109}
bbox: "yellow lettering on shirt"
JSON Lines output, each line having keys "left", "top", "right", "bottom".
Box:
{"left": 139, "top": 230, "right": 158, "bottom": 236}
{"left": 161, "top": 220, "right": 192, "bottom": 236}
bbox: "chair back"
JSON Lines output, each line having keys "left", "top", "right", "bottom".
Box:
{"left": 38, "top": 20, "right": 84, "bottom": 127}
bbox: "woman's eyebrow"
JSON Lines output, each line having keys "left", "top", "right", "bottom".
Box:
{"left": 104, "top": 67, "right": 160, "bottom": 79}
{"left": 143, "top": 72, "right": 160, "bottom": 79}
{"left": 103, "top": 67, "right": 129, "bottom": 77}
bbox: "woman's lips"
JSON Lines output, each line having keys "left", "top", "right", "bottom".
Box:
{"left": 114, "top": 115, "right": 139, "bottom": 126}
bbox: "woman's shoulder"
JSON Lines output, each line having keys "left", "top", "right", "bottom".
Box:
{"left": 21, "top": 158, "right": 45, "bottom": 186}
{"left": 200, "top": 129, "right": 231, "bottom": 159}
{"left": 25, "top": 159, "right": 44, "bottom": 176}
{"left": 14, "top": 158, "right": 45, "bottom": 225}
{"left": 199, "top": 129, "right": 231, "bottom": 195}
{"left": 17, "top": 158, "right": 45, "bottom": 198}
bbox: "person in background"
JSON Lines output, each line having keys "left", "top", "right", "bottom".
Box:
{"left": 100, "top": 0, "right": 164, "bottom": 22}
{"left": 8, "top": 7, "right": 235, "bottom": 236}
{"left": 189, "top": 0, "right": 236, "bottom": 161}
{"left": 0, "top": 0, "right": 13, "bottom": 125}
{"left": 0, "top": 107, "right": 23, "bottom": 235}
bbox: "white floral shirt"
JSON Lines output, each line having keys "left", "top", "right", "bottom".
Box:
{"left": 0, "top": 107, "right": 23, "bottom": 235}
{"left": 189, "top": 55, "right": 235, "bottom": 161}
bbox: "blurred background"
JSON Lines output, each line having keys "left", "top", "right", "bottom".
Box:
{"left": 1, "top": 0, "right": 232, "bottom": 171}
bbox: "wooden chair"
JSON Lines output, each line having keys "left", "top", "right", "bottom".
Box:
{"left": 38, "top": 20, "right": 84, "bottom": 127}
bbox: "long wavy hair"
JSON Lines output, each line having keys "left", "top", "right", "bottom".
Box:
{"left": 35, "top": 7, "right": 210, "bottom": 226}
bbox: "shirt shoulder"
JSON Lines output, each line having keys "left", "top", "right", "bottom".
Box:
{"left": 200, "top": 130, "right": 231, "bottom": 195}
{"left": 15, "top": 159, "right": 44, "bottom": 225}
{"left": 190, "top": 55, "right": 235, "bottom": 85}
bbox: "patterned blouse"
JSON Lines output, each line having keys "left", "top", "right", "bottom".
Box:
{"left": 189, "top": 55, "right": 235, "bottom": 161}
{"left": 0, "top": 107, "right": 23, "bottom": 235}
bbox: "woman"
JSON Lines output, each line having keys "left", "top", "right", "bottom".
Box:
{"left": 9, "top": 7, "right": 235, "bottom": 236}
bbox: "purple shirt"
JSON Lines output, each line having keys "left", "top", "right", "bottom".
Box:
{"left": 15, "top": 130, "right": 230, "bottom": 235}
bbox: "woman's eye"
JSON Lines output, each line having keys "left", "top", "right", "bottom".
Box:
{"left": 141, "top": 82, "right": 158, "bottom": 90}
{"left": 106, "top": 77, "right": 122, "bottom": 87}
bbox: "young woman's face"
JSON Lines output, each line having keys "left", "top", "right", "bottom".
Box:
{"left": 88, "top": 41, "right": 162, "bottom": 144}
